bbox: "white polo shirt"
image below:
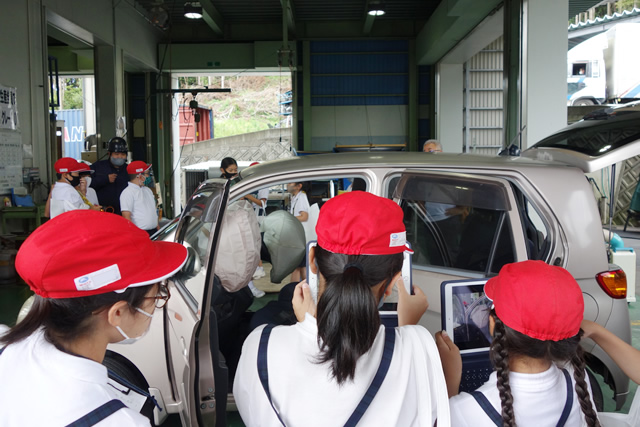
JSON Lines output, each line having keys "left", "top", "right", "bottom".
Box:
{"left": 234, "top": 315, "right": 450, "bottom": 426}
{"left": 0, "top": 329, "right": 150, "bottom": 426}
{"left": 289, "top": 191, "right": 309, "bottom": 219}
{"left": 50, "top": 181, "right": 90, "bottom": 218}
{"left": 449, "top": 364, "right": 596, "bottom": 427}
{"left": 86, "top": 187, "right": 99, "bottom": 206}
{"left": 120, "top": 182, "right": 158, "bottom": 231}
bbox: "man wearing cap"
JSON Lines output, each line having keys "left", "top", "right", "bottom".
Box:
{"left": 90, "top": 137, "right": 130, "bottom": 215}
{"left": 120, "top": 161, "right": 158, "bottom": 236}
{"left": 50, "top": 157, "right": 102, "bottom": 218}
{"left": 0, "top": 210, "right": 187, "bottom": 426}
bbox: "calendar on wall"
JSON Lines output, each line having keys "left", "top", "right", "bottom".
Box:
{"left": 0, "top": 130, "right": 23, "bottom": 194}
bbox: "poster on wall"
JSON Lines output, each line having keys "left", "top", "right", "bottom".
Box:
{"left": 0, "top": 130, "right": 24, "bottom": 194}
{"left": 0, "top": 84, "right": 19, "bottom": 131}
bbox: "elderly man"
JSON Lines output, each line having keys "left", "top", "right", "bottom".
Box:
{"left": 423, "top": 139, "right": 442, "bottom": 153}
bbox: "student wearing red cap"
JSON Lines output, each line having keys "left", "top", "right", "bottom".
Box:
{"left": 120, "top": 161, "right": 159, "bottom": 236}
{"left": 50, "top": 157, "right": 102, "bottom": 218}
{"left": 234, "top": 191, "right": 450, "bottom": 426}
{"left": 437, "top": 260, "right": 599, "bottom": 427}
{"left": 0, "top": 210, "right": 187, "bottom": 426}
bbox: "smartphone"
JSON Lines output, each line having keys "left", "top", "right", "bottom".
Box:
{"left": 305, "top": 241, "right": 413, "bottom": 310}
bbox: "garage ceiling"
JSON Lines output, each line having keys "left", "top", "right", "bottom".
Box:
{"left": 135, "top": 0, "right": 604, "bottom": 42}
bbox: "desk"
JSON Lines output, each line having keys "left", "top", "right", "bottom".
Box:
{"left": 0, "top": 205, "right": 46, "bottom": 234}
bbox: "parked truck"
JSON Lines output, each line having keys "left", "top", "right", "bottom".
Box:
{"left": 567, "top": 23, "right": 640, "bottom": 106}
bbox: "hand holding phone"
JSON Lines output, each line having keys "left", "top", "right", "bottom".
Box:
{"left": 396, "top": 278, "right": 428, "bottom": 326}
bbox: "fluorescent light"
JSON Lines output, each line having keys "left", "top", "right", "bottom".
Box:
{"left": 184, "top": 2, "right": 203, "bottom": 19}
{"left": 368, "top": 1, "right": 385, "bottom": 16}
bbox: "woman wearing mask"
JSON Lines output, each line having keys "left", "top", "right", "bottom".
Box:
{"left": 437, "top": 260, "right": 600, "bottom": 427}
{"left": 50, "top": 157, "right": 102, "bottom": 218}
{"left": 0, "top": 210, "right": 187, "bottom": 426}
{"left": 220, "top": 157, "right": 239, "bottom": 179}
{"left": 234, "top": 191, "right": 450, "bottom": 426}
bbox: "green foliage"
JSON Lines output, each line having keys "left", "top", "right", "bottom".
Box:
{"left": 616, "top": 0, "right": 638, "bottom": 12}
{"left": 62, "top": 78, "right": 83, "bottom": 110}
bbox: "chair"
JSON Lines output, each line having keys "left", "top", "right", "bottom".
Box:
{"left": 623, "top": 178, "right": 640, "bottom": 231}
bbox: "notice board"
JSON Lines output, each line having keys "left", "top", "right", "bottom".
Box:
{"left": 0, "top": 130, "right": 23, "bottom": 194}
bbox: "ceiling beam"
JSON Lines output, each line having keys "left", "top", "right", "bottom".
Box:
{"left": 199, "top": 0, "right": 224, "bottom": 36}
{"left": 281, "top": 0, "right": 296, "bottom": 36}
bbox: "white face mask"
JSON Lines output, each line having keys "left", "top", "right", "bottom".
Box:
{"left": 115, "top": 307, "right": 153, "bottom": 345}
{"left": 84, "top": 177, "right": 92, "bottom": 187}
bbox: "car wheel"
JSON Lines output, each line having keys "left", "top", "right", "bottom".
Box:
{"left": 575, "top": 99, "right": 595, "bottom": 106}
{"left": 103, "top": 350, "right": 157, "bottom": 425}
{"left": 586, "top": 367, "right": 604, "bottom": 412}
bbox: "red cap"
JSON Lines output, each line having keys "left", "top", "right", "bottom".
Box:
{"left": 127, "top": 161, "right": 151, "bottom": 174}
{"left": 76, "top": 163, "right": 94, "bottom": 174}
{"left": 485, "top": 260, "right": 584, "bottom": 341}
{"left": 15, "top": 210, "right": 188, "bottom": 299}
{"left": 54, "top": 157, "right": 83, "bottom": 174}
{"left": 316, "top": 191, "right": 413, "bottom": 255}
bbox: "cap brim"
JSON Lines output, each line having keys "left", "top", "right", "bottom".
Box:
{"left": 404, "top": 244, "right": 414, "bottom": 254}
{"left": 115, "top": 241, "right": 188, "bottom": 292}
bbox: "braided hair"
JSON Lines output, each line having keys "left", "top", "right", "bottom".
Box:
{"left": 489, "top": 310, "right": 600, "bottom": 427}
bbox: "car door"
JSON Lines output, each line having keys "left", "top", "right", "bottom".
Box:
{"left": 389, "top": 171, "right": 528, "bottom": 334}
{"left": 522, "top": 109, "right": 640, "bottom": 172}
{"left": 166, "top": 179, "right": 229, "bottom": 426}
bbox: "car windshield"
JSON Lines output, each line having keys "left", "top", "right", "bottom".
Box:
{"left": 531, "top": 114, "right": 640, "bottom": 157}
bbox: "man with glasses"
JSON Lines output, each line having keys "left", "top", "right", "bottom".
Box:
{"left": 120, "top": 161, "right": 159, "bottom": 237}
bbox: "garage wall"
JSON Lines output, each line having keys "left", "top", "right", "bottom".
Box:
{"left": 303, "top": 40, "right": 428, "bottom": 152}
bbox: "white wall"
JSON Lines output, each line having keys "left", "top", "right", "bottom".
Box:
{"left": 523, "top": 0, "right": 568, "bottom": 147}
{"left": 436, "top": 63, "right": 464, "bottom": 152}
{"left": 310, "top": 105, "right": 408, "bottom": 151}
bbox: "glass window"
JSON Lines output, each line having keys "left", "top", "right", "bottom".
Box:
{"left": 173, "top": 189, "right": 223, "bottom": 308}
{"left": 393, "top": 174, "right": 515, "bottom": 274}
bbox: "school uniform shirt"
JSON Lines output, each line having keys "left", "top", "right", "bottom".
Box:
{"left": 120, "top": 182, "right": 158, "bottom": 231}
{"left": 86, "top": 187, "right": 99, "bottom": 206}
{"left": 289, "top": 191, "right": 309, "bottom": 219}
{"left": 449, "top": 364, "right": 596, "bottom": 427}
{"left": 233, "top": 314, "right": 450, "bottom": 427}
{"left": 0, "top": 329, "right": 150, "bottom": 426}
{"left": 50, "top": 181, "right": 90, "bottom": 218}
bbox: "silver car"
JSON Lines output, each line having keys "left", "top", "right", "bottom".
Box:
{"left": 107, "top": 112, "right": 640, "bottom": 424}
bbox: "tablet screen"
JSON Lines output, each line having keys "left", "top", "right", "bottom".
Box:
{"left": 451, "top": 284, "right": 492, "bottom": 351}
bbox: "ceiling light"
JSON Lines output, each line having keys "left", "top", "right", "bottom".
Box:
{"left": 184, "top": 2, "right": 203, "bottom": 19}
{"left": 368, "top": 1, "right": 386, "bottom": 16}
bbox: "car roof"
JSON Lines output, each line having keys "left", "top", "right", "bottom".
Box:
{"left": 238, "top": 151, "right": 568, "bottom": 182}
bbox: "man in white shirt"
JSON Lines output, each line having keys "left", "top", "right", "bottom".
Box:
{"left": 77, "top": 162, "right": 100, "bottom": 206}
{"left": 50, "top": 157, "right": 102, "bottom": 218}
{"left": 120, "top": 161, "right": 158, "bottom": 236}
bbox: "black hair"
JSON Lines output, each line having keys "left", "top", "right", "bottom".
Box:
{"left": 0, "top": 285, "right": 153, "bottom": 350}
{"left": 56, "top": 173, "right": 63, "bottom": 180}
{"left": 490, "top": 310, "right": 600, "bottom": 427}
{"left": 128, "top": 173, "right": 142, "bottom": 180}
{"left": 314, "top": 245, "right": 403, "bottom": 385}
{"left": 220, "top": 157, "right": 238, "bottom": 171}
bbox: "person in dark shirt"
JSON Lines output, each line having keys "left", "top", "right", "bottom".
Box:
{"left": 90, "top": 137, "right": 130, "bottom": 215}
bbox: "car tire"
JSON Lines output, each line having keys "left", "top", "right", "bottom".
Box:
{"left": 586, "top": 367, "right": 604, "bottom": 412}
{"left": 575, "top": 99, "right": 595, "bottom": 106}
{"left": 103, "top": 350, "right": 157, "bottom": 425}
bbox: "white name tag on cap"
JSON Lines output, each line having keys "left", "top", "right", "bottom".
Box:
{"left": 74, "top": 264, "right": 121, "bottom": 292}
{"left": 389, "top": 231, "right": 406, "bottom": 247}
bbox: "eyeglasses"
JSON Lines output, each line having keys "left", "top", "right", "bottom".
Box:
{"left": 144, "top": 282, "right": 171, "bottom": 309}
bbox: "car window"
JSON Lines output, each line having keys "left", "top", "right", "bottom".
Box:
{"left": 532, "top": 115, "right": 640, "bottom": 157}
{"left": 174, "top": 189, "right": 223, "bottom": 309}
{"left": 392, "top": 173, "right": 516, "bottom": 274}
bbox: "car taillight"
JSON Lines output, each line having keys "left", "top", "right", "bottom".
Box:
{"left": 596, "top": 269, "right": 627, "bottom": 299}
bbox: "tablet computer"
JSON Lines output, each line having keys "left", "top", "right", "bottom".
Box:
{"left": 441, "top": 278, "right": 492, "bottom": 354}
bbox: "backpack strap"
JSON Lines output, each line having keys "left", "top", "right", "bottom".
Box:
{"left": 257, "top": 324, "right": 287, "bottom": 426}
{"left": 258, "top": 325, "right": 397, "bottom": 427}
{"left": 556, "top": 368, "right": 573, "bottom": 427}
{"left": 343, "top": 326, "right": 396, "bottom": 427}
{"left": 471, "top": 367, "right": 575, "bottom": 427}
{"left": 65, "top": 399, "right": 126, "bottom": 427}
{"left": 471, "top": 391, "right": 502, "bottom": 426}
